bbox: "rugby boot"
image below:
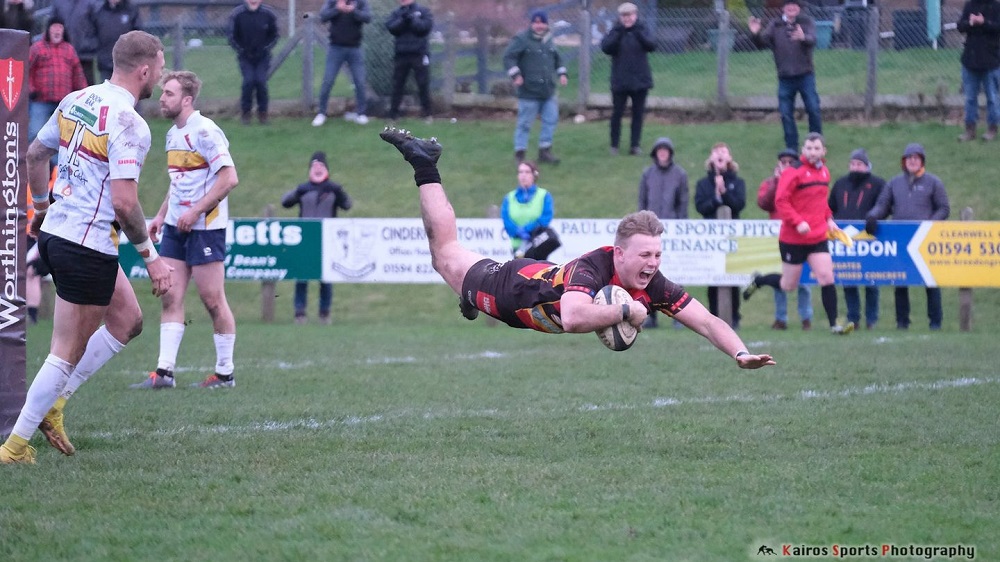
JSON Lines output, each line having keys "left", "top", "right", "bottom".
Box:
{"left": 380, "top": 127, "right": 442, "bottom": 168}
{"left": 0, "top": 442, "right": 36, "bottom": 464}
{"left": 193, "top": 374, "right": 235, "bottom": 389}
{"left": 38, "top": 405, "right": 75, "bottom": 456}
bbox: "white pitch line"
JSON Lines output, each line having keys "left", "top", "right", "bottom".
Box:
{"left": 82, "top": 376, "right": 999, "bottom": 441}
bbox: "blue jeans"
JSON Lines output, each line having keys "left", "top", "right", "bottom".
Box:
{"left": 28, "top": 101, "right": 58, "bottom": 143}
{"left": 294, "top": 281, "right": 332, "bottom": 316}
{"left": 317, "top": 44, "right": 367, "bottom": 115}
{"left": 514, "top": 96, "right": 559, "bottom": 151}
{"left": 777, "top": 72, "right": 822, "bottom": 149}
{"left": 961, "top": 65, "right": 1000, "bottom": 126}
{"left": 843, "top": 286, "right": 879, "bottom": 327}
{"left": 773, "top": 286, "right": 812, "bottom": 323}
{"left": 238, "top": 56, "right": 271, "bottom": 114}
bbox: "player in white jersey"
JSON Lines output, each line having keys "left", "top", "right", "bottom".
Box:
{"left": 131, "top": 70, "right": 240, "bottom": 390}
{"left": 2, "top": 31, "right": 173, "bottom": 465}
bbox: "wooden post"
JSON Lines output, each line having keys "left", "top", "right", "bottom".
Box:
{"left": 864, "top": 7, "right": 879, "bottom": 121}
{"left": 716, "top": 10, "right": 730, "bottom": 112}
{"left": 440, "top": 12, "right": 456, "bottom": 109}
{"left": 484, "top": 204, "right": 500, "bottom": 327}
{"left": 577, "top": 4, "right": 592, "bottom": 115}
{"left": 301, "top": 15, "right": 315, "bottom": 111}
{"left": 172, "top": 21, "right": 184, "bottom": 71}
{"left": 261, "top": 205, "right": 277, "bottom": 323}
{"left": 715, "top": 205, "right": 734, "bottom": 327}
{"left": 959, "top": 207, "right": 974, "bottom": 331}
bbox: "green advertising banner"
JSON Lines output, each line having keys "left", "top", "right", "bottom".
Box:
{"left": 121, "top": 219, "right": 322, "bottom": 281}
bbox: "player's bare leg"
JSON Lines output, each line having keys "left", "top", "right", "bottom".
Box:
{"left": 380, "top": 127, "right": 485, "bottom": 296}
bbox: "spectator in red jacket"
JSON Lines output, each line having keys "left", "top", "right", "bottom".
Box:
{"left": 742, "top": 133, "right": 853, "bottom": 334}
{"left": 28, "top": 16, "right": 88, "bottom": 143}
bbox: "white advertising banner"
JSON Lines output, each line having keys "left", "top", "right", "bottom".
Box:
{"left": 320, "top": 218, "right": 781, "bottom": 286}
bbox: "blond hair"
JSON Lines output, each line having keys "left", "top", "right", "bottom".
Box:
{"left": 112, "top": 31, "right": 164, "bottom": 73}
{"left": 704, "top": 142, "right": 740, "bottom": 172}
{"left": 161, "top": 70, "right": 203, "bottom": 102}
{"left": 615, "top": 210, "right": 664, "bottom": 247}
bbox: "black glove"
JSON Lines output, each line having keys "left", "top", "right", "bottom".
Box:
{"left": 865, "top": 216, "right": 878, "bottom": 235}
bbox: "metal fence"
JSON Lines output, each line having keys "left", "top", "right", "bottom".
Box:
{"left": 122, "top": 1, "right": 967, "bottom": 116}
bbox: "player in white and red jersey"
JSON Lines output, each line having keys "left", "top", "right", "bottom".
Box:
{"left": 131, "top": 70, "right": 240, "bottom": 390}
{"left": 2, "top": 31, "right": 172, "bottom": 465}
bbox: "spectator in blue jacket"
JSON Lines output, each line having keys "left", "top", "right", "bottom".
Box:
{"left": 600, "top": 2, "right": 656, "bottom": 156}
{"left": 312, "top": 0, "right": 372, "bottom": 127}
{"left": 227, "top": 0, "right": 279, "bottom": 125}
{"left": 281, "top": 151, "right": 353, "bottom": 324}
{"left": 501, "top": 161, "right": 555, "bottom": 259}
{"left": 385, "top": 0, "right": 434, "bottom": 121}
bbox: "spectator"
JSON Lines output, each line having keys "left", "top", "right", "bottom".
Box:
{"left": 89, "top": 0, "right": 141, "bottom": 82}
{"left": 743, "top": 133, "right": 853, "bottom": 335}
{"left": 637, "top": 136, "right": 687, "bottom": 328}
{"left": 312, "top": 0, "right": 372, "bottom": 127}
{"left": 756, "top": 147, "right": 813, "bottom": 330}
{"left": 227, "top": 0, "right": 279, "bottom": 125}
{"left": 955, "top": 0, "right": 1000, "bottom": 141}
{"left": 51, "top": 0, "right": 98, "bottom": 85}
{"left": 503, "top": 10, "right": 568, "bottom": 165}
{"left": 385, "top": 0, "right": 433, "bottom": 121}
{"left": 28, "top": 16, "right": 88, "bottom": 143}
{"left": 748, "top": 0, "right": 822, "bottom": 150}
{"left": 0, "top": 0, "right": 33, "bottom": 33}
{"left": 281, "top": 151, "right": 353, "bottom": 324}
{"left": 599, "top": 2, "right": 655, "bottom": 156}
{"left": 865, "top": 143, "right": 950, "bottom": 330}
{"left": 501, "top": 161, "right": 556, "bottom": 260}
{"left": 695, "top": 142, "right": 746, "bottom": 328}
{"left": 829, "top": 148, "right": 884, "bottom": 329}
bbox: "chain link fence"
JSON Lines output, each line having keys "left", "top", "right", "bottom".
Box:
{"left": 75, "top": 0, "right": 968, "bottom": 116}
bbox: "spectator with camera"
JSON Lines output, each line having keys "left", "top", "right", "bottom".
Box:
{"left": 749, "top": 0, "right": 822, "bottom": 150}
{"left": 312, "top": 0, "right": 372, "bottom": 127}
{"left": 385, "top": 0, "right": 434, "bottom": 121}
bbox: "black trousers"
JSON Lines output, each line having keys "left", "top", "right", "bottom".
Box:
{"left": 610, "top": 89, "right": 648, "bottom": 150}
{"left": 389, "top": 53, "right": 432, "bottom": 118}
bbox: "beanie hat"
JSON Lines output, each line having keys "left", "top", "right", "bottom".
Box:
{"left": 530, "top": 10, "right": 548, "bottom": 24}
{"left": 618, "top": 2, "right": 638, "bottom": 15}
{"left": 777, "top": 148, "right": 799, "bottom": 161}
{"left": 849, "top": 148, "right": 870, "bottom": 169}
{"left": 902, "top": 143, "right": 925, "bottom": 161}
{"left": 310, "top": 151, "right": 327, "bottom": 168}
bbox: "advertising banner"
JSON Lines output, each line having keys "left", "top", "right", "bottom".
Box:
{"left": 120, "top": 218, "right": 1000, "bottom": 288}
{"left": 0, "top": 29, "right": 30, "bottom": 438}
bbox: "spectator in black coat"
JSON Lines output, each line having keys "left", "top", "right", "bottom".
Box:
{"left": 0, "top": 0, "right": 33, "bottom": 33}
{"left": 281, "top": 152, "right": 353, "bottom": 325}
{"left": 385, "top": 0, "right": 434, "bottom": 120}
{"left": 695, "top": 142, "right": 746, "bottom": 328}
{"left": 600, "top": 2, "right": 656, "bottom": 156}
{"left": 51, "top": 0, "right": 98, "bottom": 84}
{"left": 227, "top": 0, "right": 279, "bottom": 125}
{"left": 89, "top": 0, "right": 142, "bottom": 82}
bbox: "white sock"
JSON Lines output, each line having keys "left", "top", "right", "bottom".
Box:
{"left": 214, "top": 333, "right": 236, "bottom": 376}
{"left": 61, "top": 325, "right": 126, "bottom": 399}
{"left": 157, "top": 322, "right": 186, "bottom": 372}
{"left": 11, "top": 355, "right": 74, "bottom": 440}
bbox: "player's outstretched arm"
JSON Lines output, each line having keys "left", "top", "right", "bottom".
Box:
{"left": 674, "top": 299, "right": 776, "bottom": 369}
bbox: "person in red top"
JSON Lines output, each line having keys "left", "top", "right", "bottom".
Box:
{"left": 743, "top": 133, "right": 852, "bottom": 334}
{"left": 380, "top": 126, "right": 775, "bottom": 370}
{"left": 28, "top": 16, "right": 89, "bottom": 142}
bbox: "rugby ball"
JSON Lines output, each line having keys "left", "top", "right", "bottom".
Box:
{"left": 593, "top": 285, "right": 639, "bottom": 351}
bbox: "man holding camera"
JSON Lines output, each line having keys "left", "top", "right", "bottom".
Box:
{"left": 749, "top": 0, "right": 822, "bottom": 151}
{"left": 385, "top": 0, "right": 434, "bottom": 121}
